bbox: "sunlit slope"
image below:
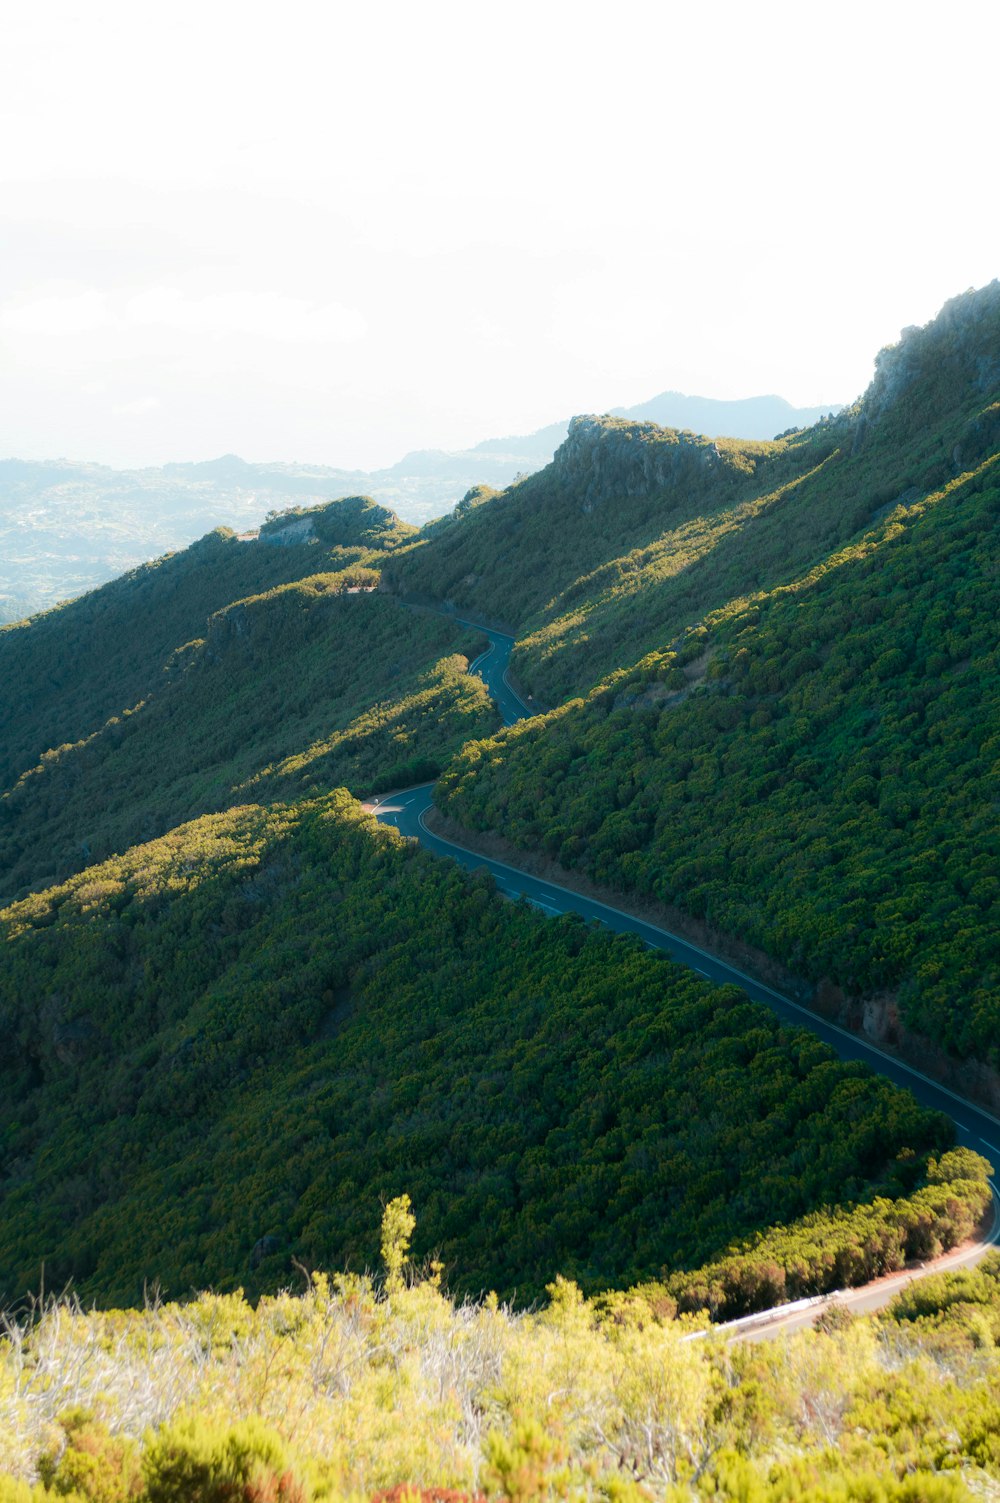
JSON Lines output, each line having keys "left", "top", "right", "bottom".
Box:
{"left": 0, "top": 495, "right": 413, "bottom": 789}
{"left": 0, "top": 790, "right": 960, "bottom": 1309}
{"left": 0, "top": 580, "right": 491, "bottom": 902}
{"left": 389, "top": 420, "right": 825, "bottom": 700}
{"left": 438, "top": 450, "right": 1000, "bottom": 1063}
{"left": 390, "top": 285, "right": 1000, "bottom": 704}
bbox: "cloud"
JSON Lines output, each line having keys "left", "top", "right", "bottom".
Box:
{"left": 0, "top": 285, "right": 366, "bottom": 345}
{"left": 112, "top": 396, "right": 161, "bottom": 417}
{"left": 124, "top": 287, "right": 367, "bottom": 343}
{"left": 0, "top": 289, "right": 110, "bottom": 335}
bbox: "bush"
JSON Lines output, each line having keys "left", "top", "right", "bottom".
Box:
{"left": 142, "top": 1418, "right": 310, "bottom": 1503}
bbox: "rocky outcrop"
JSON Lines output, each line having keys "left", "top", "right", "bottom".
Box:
{"left": 259, "top": 515, "right": 318, "bottom": 546}
{"left": 551, "top": 415, "right": 725, "bottom": 510}
{"left": 861, "top": 280, "right": 1000, "bottom": 426}
{"left": 250, "top": 1234, "right": 281, "bottom": 1271}
{"left": 51, "top": 1015, "right": 100, "bottom": 1066}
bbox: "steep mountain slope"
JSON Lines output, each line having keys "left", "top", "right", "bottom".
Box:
{"left": 436, "top": 285, "right": 1000, "bottom": 1069}
{"left": 0, "top": 584, "right": 490, "bottom": 902}
{"left": 390, "top": 290, "right": 1000, "bottom": 706}
{"left": 1, "top": 393, "right": 834, "bottom": 622}
{"left": 0, "top": 790, "right": 963, "bottom": 1309}
{"left": 0, "top": 495, "right": 413, "bottom": 788}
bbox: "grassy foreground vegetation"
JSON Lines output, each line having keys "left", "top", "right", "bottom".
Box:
{"left": 4, "top": 1202, "right": 1000, "bottom": 1502}
{"left": 1, "top": 792, "right": 988, "bottom": 1313}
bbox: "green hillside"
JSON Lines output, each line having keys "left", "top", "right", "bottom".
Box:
{"left": 434, "top": 289, "right": 1000, "bottom": 1064}
{"left": 437, "top": 451, "right": 1000, "bottom": 1062}
{"left": 1, "top": 282, "right": 998, "bottom": 1363}
{"left": 388, "top": 287, "right": 1000, "bottom": 705}
{"left": 0, "top": 495, "right": 413, "bottom": 788}
{"left": 0, "top": 496, "right": 495, "bottom": 903}
{"left": 0, "top": 580, "right": 491, "bottom": 902}
{"left": 1, "top": 789, "right": 980, "bottom": 1313}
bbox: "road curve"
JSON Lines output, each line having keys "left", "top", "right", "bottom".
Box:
{"left": 460, "top": 620, "right": 534, "bottom": 726}
{"left": 370, "top": 621, "right": 1000, "bottom": 1330}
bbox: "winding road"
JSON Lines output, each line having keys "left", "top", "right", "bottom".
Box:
{"left": 465, "top": 623, "right": 533, "bottom": 727}
{"left": 371, "top": 621, "right": 1000, "bottom": 1333}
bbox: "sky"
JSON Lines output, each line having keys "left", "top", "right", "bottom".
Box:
{"left": 1, "top": 0, "right": 998, "bottom": 470}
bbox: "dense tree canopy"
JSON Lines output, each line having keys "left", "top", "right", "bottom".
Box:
{"left": 0, "top": 793, "right": 972, "bottom": 1311}
{"left": 0, "top": 582, "right": 493, "bottom": 902}
{"left": 438, "top": 453, "right": 1000, "bottom": 1061}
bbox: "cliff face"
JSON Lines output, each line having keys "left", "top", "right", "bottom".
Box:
{"left": 860, "top": 280, "right": 1000, "bottom": 425}
{"left": 258, "top": 494, "right": 412, "bottom": 551}
{"left": 550, "top": 415, "right": 725, "bottom": 509}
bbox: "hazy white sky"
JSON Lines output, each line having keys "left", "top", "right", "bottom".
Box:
{"left": 2, "top": 0, "right": 998, "bottom": 469}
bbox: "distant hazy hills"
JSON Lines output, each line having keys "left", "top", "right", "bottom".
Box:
{"left": 0, "top": 390, "right": 836, "bottom": 622}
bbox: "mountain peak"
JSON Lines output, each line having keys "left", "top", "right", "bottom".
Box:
{"left": 862, "top": 279, "right": 1000, "bottom": 424}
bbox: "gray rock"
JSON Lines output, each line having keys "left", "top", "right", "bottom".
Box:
{"left": 250, "top": 1234, "right": 281, "bottom": 1270}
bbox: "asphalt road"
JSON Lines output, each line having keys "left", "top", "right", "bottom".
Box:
{"left": 369, "top": 620, "right": 1000, "bottom": 1330}
{"left": 372, "top": 785, "right": 1000, "bottom": 1173}
{"left": 462, "top": 621, "right": 534, "bottom": 726}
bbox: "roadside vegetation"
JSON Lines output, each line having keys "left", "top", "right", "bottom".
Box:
{"left": 437, "top": 451, "right": 1000, "bottom": 1063}
{"left": 3, "top": 1199, "right": 1000, "bottom": 1502}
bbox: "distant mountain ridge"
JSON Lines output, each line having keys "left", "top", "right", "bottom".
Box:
{"left": 0, "top": 389, "right": 838, "bottom": 622}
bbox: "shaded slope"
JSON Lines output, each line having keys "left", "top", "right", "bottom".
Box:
{"left": 0, "top": 583, "right": 491, "bottom": 902}
{"left": 0, "top": 495, "right": 413, "bottom": 788}
{"left": 0, "top": 791, "right": 953, "bottom": 1308}
{"left": 437, "top": 450, "right": 1000, "bottom": 1064}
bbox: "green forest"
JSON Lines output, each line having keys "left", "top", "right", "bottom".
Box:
{"left": 1, "top": 283, "right": 999, "bottom": 1502}
{"left": 4, "top": 792, "right": 984, "bottom": 1313}
{"left": 436, "top": 453, "right": 1000, "bottom": 1061}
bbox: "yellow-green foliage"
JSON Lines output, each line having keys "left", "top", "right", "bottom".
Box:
{"left": 141, "top": 1415, "right": 316, "bottom": 1503}
{"left": 38, "top": 1410, "right": 141, "bottom": 1502}
{"left": 5, "top": 1244, "right": 1000, "bottom": 1501}
{"left": 0, "top": 793, "right": 973, "bottom": 1310}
